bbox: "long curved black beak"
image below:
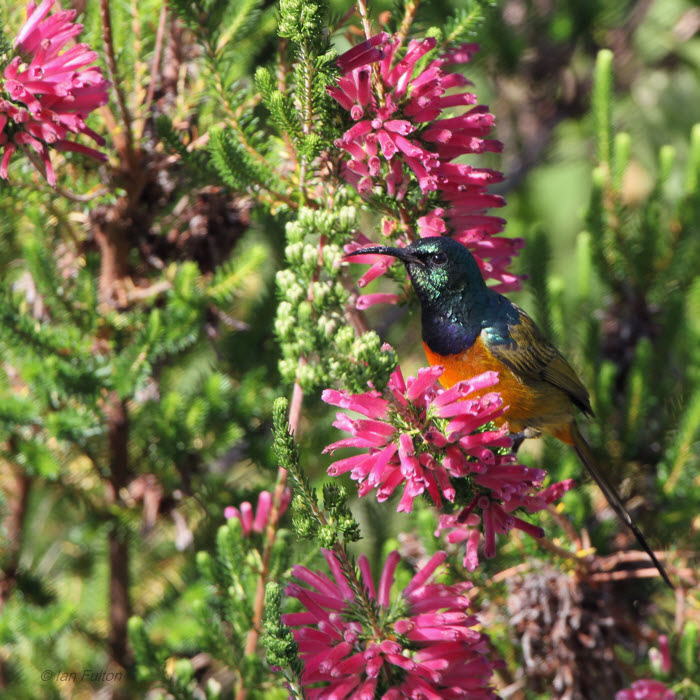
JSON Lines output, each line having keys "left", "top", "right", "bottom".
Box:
{"left": 345, "top": 245, "right": 424, "bottom": 266}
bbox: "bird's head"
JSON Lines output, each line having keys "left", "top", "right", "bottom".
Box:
{"left": 346, "top": 236, "right": 487, "bottom": 308}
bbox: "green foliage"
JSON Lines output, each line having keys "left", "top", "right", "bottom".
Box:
{"left": 0, "top": 27, "right": 11, "bottom": 71}
{"left": 521, "top": 227, "right": 554, "bottom": 341}
{"left": 261, "top": 582, "right": 305, "bottom": 693}
{"left": 515, "top": 48, "right": 700, "bottom": 632}
{"left": 272, "top": 397, "right": 361, "bottom": 546}
{"left": 592, "top": 49, "right": 615, "bottom": 169}
{"left": 131, "top": 515, "right": 294, "bottom": 698}
{"left": 1, "top": 1, "right": 699, "bottom": 698}
{"left": 210, "top": 126, "right": 280, "bottom": 194}
{"left": 442, "top": 0, "right": 494, "bottom": 47}
{"left": 275, "top": 206, "right": 398, "bottom": 393}
{"left": 580, "top": 68, "right": 700, "bottom": 483}
{"left": 155, "top": 115, "right": 221, "bottom": 187}
{"left": 169, "top": 0, "right": 274, "bottom": 92}
{"left": 278, "top": 0, "right": 328, "bottom": 44}
{"left": 207, "top": 243, "right": 268, "bottom": 305}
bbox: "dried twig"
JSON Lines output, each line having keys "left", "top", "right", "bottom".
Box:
{"left": 100, "top": 0, "right": 135, "bottom": 165}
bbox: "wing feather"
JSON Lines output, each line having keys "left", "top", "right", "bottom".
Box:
{"left": 487, "top": 307, "right": 593, "bottom": 415}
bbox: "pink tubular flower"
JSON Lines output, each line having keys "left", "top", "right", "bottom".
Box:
{"left": 224, "top": 489, "right": 291, "bottom": 536}
{"left": 616, "top": 680, "right": 678, "bottom": 700}
{"left": 0, "top": 0, "right": 109, "bottom": 185}
{"left": 436, "top": 478, "right": 574, "bottom": 571}
{"left": 322, "top": 358, "right": 574, "bottom": 565}
{"left": 283, "top": 549, "right": 499, "bottom": 699}
{"left": 330, "top": 34, "right": 523, "bottom": 295}
{"left": 648, "top": 634, "right": 672, "bottom": 675}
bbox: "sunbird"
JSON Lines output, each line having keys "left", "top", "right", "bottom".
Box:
{"left": 348, "top": 236, "right": 672, "bottom": 588}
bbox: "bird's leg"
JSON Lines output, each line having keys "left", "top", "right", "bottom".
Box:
{"left": 510, "top": 433, "right": 526, "bottom": 453}
{"left": 509, "top": 427, "right": 541, "bottom": 453}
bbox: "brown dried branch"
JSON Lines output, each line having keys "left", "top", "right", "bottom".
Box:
{"left": 100, "top": 0, "right": 135, "bottom": 166}
{"left": 140, "top": 2, "right": 168, "bottom": 141}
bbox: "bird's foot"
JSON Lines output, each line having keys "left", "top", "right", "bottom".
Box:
{"left": 509, "top": 427, "right": 541, "bottom": 453}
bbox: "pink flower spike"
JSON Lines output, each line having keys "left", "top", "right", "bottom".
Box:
{"left": 321, "top": 388, "right": 388, "bottom": 419}
{"left": 224, "top": 489, "right": 289, "bottom": 537}
{"left": 464, "top": 529, "right": 481, "bottom": 571}
{"left": 253, "top": 490, "right": 272, "bottom": 532}
{"left": 0, "top": 143, "right": 16, "bottom": 179}
{"left": 54, "top": 140, "right": 108, "bottom": 161}
{"left": 356, "top": 68, "right": 372, "bottom": 110}
{"left": 357, "top": 554, "right": 376, "bottom": 599}
{"left": 1, "top": 0, "right": 109, "bottom": 184}
{"left": 329, "top": 34, "right": 521, "bottom": 295}
{"left": 238, "top": 501, "right": 254, "bottom": 535}
{"left": 327, "top": 84, "right": 356, "bottom": 111}
{"left": 336, "top": 32, "right": 389, "bottom": 73}
{"left": 616, "top": 680, "right": 678, "bottom": 700}
{"left": 14, "top": 0, "right": 54, "bottom": 51}
{"left": 406, "top": 365, "right": 444, "bottom": 402}
{"left": 402, "top": 551, "right": 447, "bottom": 597}
{"left": 357, "top": 258, "right": 394, "bottom": 287}
{"left": 283, "top": 549, "right": 499, "bottom": 697}
{"left": 385, "top": 37, "right": 437, "bottom": 92}
{"left": 431, "top": 371, "right": 500, "bottom": 408}
{"left": 325, "top": 357, "right": 569, "bottom": 557}
{"left": 383, "top": 119, "right": 415, "bottom": 135}
{"left": 658, "top": 634, "right": 672, "bottom": 674}
{"left": 377, "top": 550, "right": 400, "bottom": 607}
{"left": 417, "top": 209, "right": 448, "bottom": 236}
{"left": 443, "top": 42, "right": 480, "bottom": 65}
{"left": 356, "top": 292, "right": 400, "bottom": 309}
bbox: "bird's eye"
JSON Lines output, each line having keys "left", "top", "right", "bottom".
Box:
{"left": 430, "top": 252, "right": 448, "bottom": 266}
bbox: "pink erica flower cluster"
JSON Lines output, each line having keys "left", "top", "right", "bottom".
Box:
{"left": 616, "top": 680, "right": 678, "bottom": 700}
{"left": 284, "top": 549, "right": 499, "bottom": 699}
{"left": 0, "top": 0, "right": 109, "bottom": 185}
{"left": 224, "top": 489, "right": 291, "bottom": 536}
{"left": 615, "top": 635, "right": 678, "bottom": 700}
{"left": 329, "top": 33, "right": 523, "bottom": 303}
{"left": 648, "top": 634, "right": 672, "bottom": 675}
{"left": 436, "top": 477, "right": 573, "bottom": 571}
{"left": 322, "top": 359, "right": 574, "bottom": 567}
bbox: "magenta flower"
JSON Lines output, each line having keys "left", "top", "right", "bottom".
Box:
{"left": 322, "top": 358, "right": 573, "bottom": 564}
{"left": 330, "top": 34, "right": 523, "bottom": 300}
{"left": 436, "top": 478, "right": 574, "bottom": 571}
{"left": 283, "top": 549, "right": 499, "bottom": 699}
{"left": 616, "top": 680, "right": 678, "bottom": 700}
{"left": 0, "top": 0, "right": 109, "bottom": 185}
{"left": 648, "top": 634, "right": 672, "bottom": 675}
{"left": 224, "top": 489, "right": 291, "bottom": 536}
{"left": 330, "top": 36, "right": 498, "bottom": 195}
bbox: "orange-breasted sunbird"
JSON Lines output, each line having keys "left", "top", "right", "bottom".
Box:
{"left": 348, "top": 236, "right": 671, "bottom": 588}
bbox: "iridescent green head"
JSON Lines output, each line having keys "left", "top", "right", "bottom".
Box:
{"left": 348, "top": 237, "right": 502, "bottom": 354}
{"left": 347, "top": 236, "right": 487, "bottom": 308}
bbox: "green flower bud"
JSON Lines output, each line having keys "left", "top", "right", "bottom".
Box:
{"left": 322, "top": 244, "right": 343, "bottom": 268}
{"left": 312, "top": 281, "right": 328, "bottom": 305}
{"left": 317, "top": 315, "right": 337, "bottom": 338}
{"left": 336, "top": 205, "right": 356, "bottom": 230}
{"left": 303, "top": 243, "right": 320, "bottom": 269}
{"left": 196, "top": 550, "right": 214, "bottom": 580}
{"left": 285, "top": 220, "right": 303, "bottom": 244}
{"left": 317, "top": 525, "right": 337, "bottom": 548}
{"left": 285, "top": 241, "right": 305, "bottom": 264}
{"left": 276, "top": 270, "right": 296, "bottom": 293}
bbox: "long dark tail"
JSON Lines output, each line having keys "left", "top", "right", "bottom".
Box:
{"left": 569, "top": 423, "right": 673, "bottom": 589}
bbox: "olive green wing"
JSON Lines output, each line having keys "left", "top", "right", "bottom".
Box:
{"left": 487, "top": 306, "right": 593, "bottom": 415}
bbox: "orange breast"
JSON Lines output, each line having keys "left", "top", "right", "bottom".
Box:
{"left": 423, "top": 336, "right": 574, "bottom": 436}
